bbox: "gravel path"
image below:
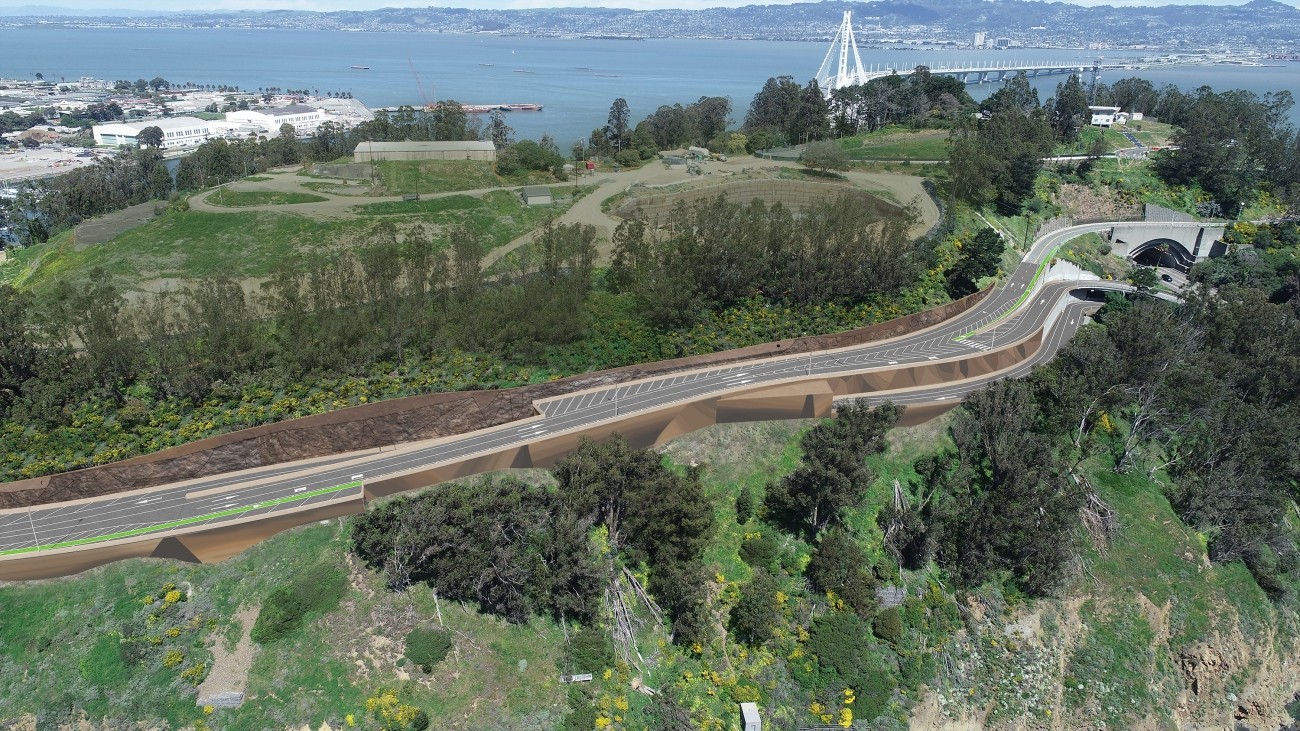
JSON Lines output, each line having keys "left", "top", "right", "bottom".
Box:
{"left": 196, "top": 606, "right": 258, "bottom": 709}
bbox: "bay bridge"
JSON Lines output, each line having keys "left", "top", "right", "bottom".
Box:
{"left": 816, "top": 11, "right": 1122, "bottom": 96}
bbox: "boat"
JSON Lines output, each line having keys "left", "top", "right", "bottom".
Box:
{"left": 478, "top": 63, "right": 494, "bottom": 66}
{"left": 351, "top": 65, "right": 370, "bottom": 70}
{"left": 594, "top": 74, "right": 619, "bottom": 78}
{"left": 457, "top": 103, "right": 545, "bottom": 114}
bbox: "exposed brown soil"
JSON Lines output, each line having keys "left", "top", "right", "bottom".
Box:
{"left": 0, "top": 289, "right": 988, "bottom": 509}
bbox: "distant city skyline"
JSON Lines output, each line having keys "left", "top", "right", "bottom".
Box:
{"left": 1, "top": 0, "right": 1297, "bottom": 13}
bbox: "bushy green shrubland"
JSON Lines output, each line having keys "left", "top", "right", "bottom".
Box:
{"left": 251, "top": 563, "right": 348, "bottom": 644}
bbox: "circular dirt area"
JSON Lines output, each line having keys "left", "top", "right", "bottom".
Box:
{"left": 613, "top": 178, "right": 904, "bottom": 221}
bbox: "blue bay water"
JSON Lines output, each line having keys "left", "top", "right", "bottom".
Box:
{"left": 2, "top": 27, "right": 1298, "bottom": 144}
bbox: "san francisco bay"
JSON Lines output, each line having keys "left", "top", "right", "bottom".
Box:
{"left": 3, "top": 26, "right": 1298, "bottom": 143}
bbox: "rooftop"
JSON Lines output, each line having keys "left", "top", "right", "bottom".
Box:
{"left": 267, "top": 104, "right": 321, "bottom": 116}
{"left": 99, "top": 116, "right": 210, "bottom": 131}
{"left": 354, "top": 140, "right": 496, "bottom": 152}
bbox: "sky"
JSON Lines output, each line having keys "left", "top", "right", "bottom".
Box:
{"left": 0, "top": 0, "right": 1296, "bottom": 14}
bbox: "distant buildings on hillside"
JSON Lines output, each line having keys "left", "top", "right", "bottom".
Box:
{"left": 0, "top": 76, "right": 373, "bottom": 154}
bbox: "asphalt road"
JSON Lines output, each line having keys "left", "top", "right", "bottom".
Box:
{"left": 0, "top": 221, "right": 1162, "bottom": 561}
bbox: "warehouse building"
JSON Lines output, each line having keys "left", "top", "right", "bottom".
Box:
{"left": 352, "top": 140, "right": 497, "bottom": 162}
{"left": 92, "top": 116, "right": 211, "bottom": 149}
{"left": 225, "top": 104, "right": 326, "bottom": 134}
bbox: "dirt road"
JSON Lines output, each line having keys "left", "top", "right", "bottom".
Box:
{"left": 186, "top": 156, "right": 941, "bottom": 269}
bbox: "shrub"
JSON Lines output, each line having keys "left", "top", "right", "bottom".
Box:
{"left": 404, "top": 626, "right": 453, "bottom": 672}
{"left": 566, "top": 626, "right": 614, "bottom": 674}
{"left": 614, "top": 150, "right": 641, "bottom": 168}
{"left": 251, "top": 563, "right": 348, "bottom": 644}
{"left": 734, "top": 484, "right": 755, "bottom": 524}
{"left": 872, "top": 606, "right": 902, "bottom": 645}
{"left": 805, "top": 611, "right": 896, "bottom": 717}
{"left": 729, "top": 569, "right": 781, "bottom": 646}
{"left": 738, "top": 532, "right": 779, "bottom": 570}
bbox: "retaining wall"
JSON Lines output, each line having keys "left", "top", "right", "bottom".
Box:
{"left": 0, "top": 288, "right": 989, "bottom": 510}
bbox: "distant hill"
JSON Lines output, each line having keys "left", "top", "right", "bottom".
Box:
{"left": 3, "top": 0, "right": 1299, "bottom": 46}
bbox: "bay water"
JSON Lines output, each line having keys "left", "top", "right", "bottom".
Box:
{"left": 3, "top": 27, "right": 1297, "bottom": 144}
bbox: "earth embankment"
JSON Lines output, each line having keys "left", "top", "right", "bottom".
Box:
{"left": 0, "top": 288, "right": 988, "bottom": 509}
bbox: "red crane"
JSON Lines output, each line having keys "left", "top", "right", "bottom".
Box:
{"left": 407, "top": 58, "right": 434, "bottom": 110}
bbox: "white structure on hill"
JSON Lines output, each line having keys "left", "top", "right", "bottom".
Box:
{"left": 225, "top": 104, "right": 325, "bottom": 134}
{"left": 92, "top": 116, "right": 210, "bottom": 149}
{"left": 815, "top": 11, "right": 870, "bottom": 97}
{"left": 352, "top": 140, "right": 498, "bottom": 162}
{"left": 1088, "top": 106, "right": 1129, "bottom": 127}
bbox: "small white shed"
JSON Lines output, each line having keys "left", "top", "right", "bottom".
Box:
{"left": 521, "top": 186, "right": 553, "bottom": 206}
{"left": 739, "top": 702, "right": 761, "bottom": 731}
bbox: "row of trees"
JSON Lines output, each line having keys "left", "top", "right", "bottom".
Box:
{"left": 827, "top": 67, "right": 975, "bottom": 137}
{"left": 588, "top": 95, "right": 732, "bottom": 164}
{"left": 608, "top": 192, "right": 925, "bottom": 328}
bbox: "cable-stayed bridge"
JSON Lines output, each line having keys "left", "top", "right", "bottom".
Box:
{"left": 816, "top": 11, "right": 1119, "bottom": 96}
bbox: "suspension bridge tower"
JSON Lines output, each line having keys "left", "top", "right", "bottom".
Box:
{"left": 815, "top": 10, "right": 870, "bottom": 97}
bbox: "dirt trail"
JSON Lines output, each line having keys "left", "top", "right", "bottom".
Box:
{"left": 196, "top": 606, "right": 258, "bottom": 709}
{"left": 187, "top": 156, "right": 940, "bottom": 269}
{"left": 484, "top": 155, "right": 941, "bottom": 267}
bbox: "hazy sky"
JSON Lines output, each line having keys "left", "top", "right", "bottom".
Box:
{"left": 2, "top": 0, "right": 1297, "bottom": 13}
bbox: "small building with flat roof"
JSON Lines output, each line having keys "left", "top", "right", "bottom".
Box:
{"left": 352, "top": 140, "right": 497, "bottom": 163}
{"left": 1089, "top": 106, "right": 1128, "bottom": 127}
{"left": 521, "top": 186, "right": 553, "bottom": 206}
{"left": 739, "top": 702, "right": 761, "bottom": 731}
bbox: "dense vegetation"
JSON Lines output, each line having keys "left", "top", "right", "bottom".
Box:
{"left": 351, "top": 436, "right": 716, "bottom": 642}
{"left": 607, "top": 193, "right": 924, "bottom": 328}
{"left": 884, "top": 223, "right": 1300, "bottom": 602}
{"left": 250, "top": 563, "right": 348, "bottom": 644}
{"left": 0, "top": 189, "right": 932, "bottom": 482}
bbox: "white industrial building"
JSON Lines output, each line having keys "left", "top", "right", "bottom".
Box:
{"left": 225, "top": 104, "right": 325, "bottom": 134}
{"left": 1088, "top": 106, "right": 1134, "bottom": 127}
{"left": 92, "top": 116, "right": 211, "bottom": 149}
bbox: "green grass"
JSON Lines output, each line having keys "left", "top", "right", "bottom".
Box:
{"left": 1088, "top": 158, "right": 1202, "bottom": 216}
{"left": 373, "top": 159, "right": 535, "bottom": 195}
{"left": 1059, "top": 232, "right": 1126, "bottom": 280}
{"left": 1084, "top": 466, "right": 1273, "bottom": 652}
{"left": 354, "top": 194, "right": 486, "bottom": 216}
{"left": 1057, "top": 126, "right": 1133, "bottom": 156}
{"left": 839, "top": 127, "right": 950, "bottom": 161}
{"left": 207, "top": 190, "right": 330, "bottom": 207}
{"left": 4, "top": 209, "right": 380, "bottom": 292}
{"left": 3, "top": 185, "right": 570, "bottom": 293}
{"left": 1063, "top": 599, "right": 1159, "bottom": 726}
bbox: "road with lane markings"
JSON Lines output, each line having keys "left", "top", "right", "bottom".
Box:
{"left": 0, "top": 221, "right": 1171, "bottom": 573}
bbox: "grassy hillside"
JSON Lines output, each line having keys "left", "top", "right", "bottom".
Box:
{"left": 839, "top": 127, "right": 950, "bottom": 162}
{"left": 0, "top": 188, "right": 569, "bottom": 294}
{"left": 3, "top": 414, "right": 1292, "bottom": 731}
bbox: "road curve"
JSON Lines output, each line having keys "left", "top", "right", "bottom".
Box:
{"left": 0, "top": 221, "right": 1162, "bottom": 580}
